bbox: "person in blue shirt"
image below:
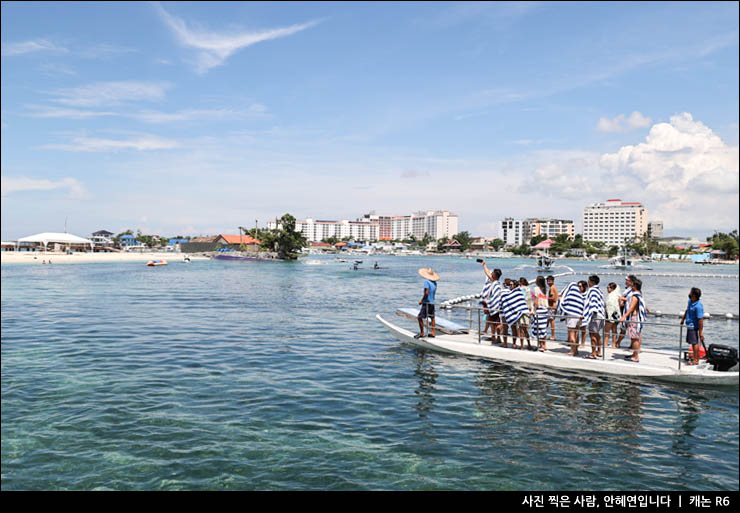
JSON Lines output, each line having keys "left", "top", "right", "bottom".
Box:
{"left": 680, "top": 287, "right": 705, "bottom": 365}
{"left": 415, "top": 268, "right": 439, "bottom": 339}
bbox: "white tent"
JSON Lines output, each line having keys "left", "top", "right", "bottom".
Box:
{"left": 17, "top": 232, "right": 94, "bottom": 251}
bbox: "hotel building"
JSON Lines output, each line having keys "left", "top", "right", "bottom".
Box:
{"left": 582, "top": 199, "right": 649, "bottom": 246}
{"left": 498, "top": 218, "right": 575, "bottom": 247}
{"left": 269, "top": 210, "right": 458, "bottom": 243}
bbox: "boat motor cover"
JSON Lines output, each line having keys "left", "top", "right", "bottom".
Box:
{"left": 706, "top": 344, "right": 739, "bottom": 372}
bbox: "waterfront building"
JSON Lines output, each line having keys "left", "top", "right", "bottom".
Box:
{"left": 410, "top": 210, "right": 458, "bottom": 241}
{"left": 499, "top": 218, "right": 525, "bottom": 247}
{"left": 90, "top": 230, "right": 114, "bottom": 249}
{"left": 582, "top": 199, "right": 649, "bottom": 247}
{"left": 525, "top": 218, "right": 575, "bottom": 240}
{"left": 269, "top": 210, "right": 457, "bottom": 243}
{"left": 648, "top": 220, "right": 664, "bottom": 240}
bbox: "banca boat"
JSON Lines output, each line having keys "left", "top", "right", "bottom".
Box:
{"left": 378, "top": 307, "right": 738, "bottom": 387}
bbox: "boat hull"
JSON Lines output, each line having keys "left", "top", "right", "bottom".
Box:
{"left": 376, "top": 315, "right": 738, "bottom": 386}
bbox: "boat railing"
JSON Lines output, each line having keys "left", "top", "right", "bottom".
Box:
{"left": 421, "top": 301, "right": 716, "bottom": 371}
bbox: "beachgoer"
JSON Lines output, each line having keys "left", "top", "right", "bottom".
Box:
{"left": 560, "top": 280, "right": 587, "bottom": 356}
{"left": 481, "top": 261, "right": 503, "bottom": 343}
{"left": 518, "top": 277, "right": 533, "bottom": 350}
{"left": 582, "top": 275, "right": 606, "bottom": 359}
{"left": 502, "top": 278, "right": 529, "bottom": 349}
{"left": 615, "top": 275, "right": 636, "bottom": 347}
{"left": 619, "top": 278, "right": 646, "bottom": 362}
{"left": 415, "top": 268, "right": 439, "bottom": 339}
{"left": 680, "top": 287, "right": 705, "bottom": 365}
{"left": 546, "top": 275, "right": 558, "bottom": 340}
{"left": 532, "top": 276, "right": 549, "bottom": 351}
{"left": 605, "top": 282, "right": 621, "bottom": 348}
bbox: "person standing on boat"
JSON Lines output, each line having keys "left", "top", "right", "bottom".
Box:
{"left": 518, "top": 278, "right": 533, "bottom": 350}
{"left": 680, "top": 287, "right": 705, "bottom": 365}
{"left": 605, "top": 282, "right": 621, "bottom": 348}
{"left": 415, "top": 268, "right": 439, "bottom": 339}
{"left": 582, "top": 275, "right": 606, "bottom": 359}
{"left": 546, "top": 275, "right": 558, "bottom": 340}
{"left": 560, "top": 280, "right": 587, "bottom": 357}
{"left": 619, "top": 278, "right": 646, "bottom": 362}
{"left": 614, "top": 275, "right": 637, "bottom": 348}
{"left": 532, "top": 276, "right": 550, "bottom": 351}
{"left": 502, "top": 279, "right": 529, "bottom": 349}
{"left": 481, "top": 261, "right": 504, "bottom": 343}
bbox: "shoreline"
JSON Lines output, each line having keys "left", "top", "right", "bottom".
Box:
{"left": 0, "top": 251, "right": 209, "bottom": 264}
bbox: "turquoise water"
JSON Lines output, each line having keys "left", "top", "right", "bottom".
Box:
{"left": 2, "top": 255, "right": 738, "bottom": 490}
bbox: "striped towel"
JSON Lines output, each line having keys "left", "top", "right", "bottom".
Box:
{"left": 488, "top": 280, "right": 503, "bottom": 313}
{"left": 560, "top": 282, "right": 585, "bottom": 320}
{"left": 532, "top": 306, "right": 549, "bottom": 338}
{"left": 502, "top": 287, "right": 529, "bottom": 325}
{"left": 626, "top": 290, "right": 647, "bottom": 324}
{"left": 582, "top": 287, "right": 606, "bottom": 325}
{"left": 481, "top": 278, "right": 493, "bottom": 306}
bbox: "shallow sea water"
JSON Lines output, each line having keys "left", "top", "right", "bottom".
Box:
{"left": 1, "top": 255, "right": 738, "bottom": 490}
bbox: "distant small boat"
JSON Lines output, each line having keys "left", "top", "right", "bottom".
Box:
{"left": 146, "top": 260, "right": 168, "bottom": 266}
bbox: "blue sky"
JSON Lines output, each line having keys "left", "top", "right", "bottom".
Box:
{"left": 1, "top": 1, "right": 738, "bottom": 240}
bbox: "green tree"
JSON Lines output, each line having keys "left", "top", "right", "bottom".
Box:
{"left": 529, "top": 234, "right": 547, "bottom": 247}
{"left": 491, "top": 238, "right": 505, "bottom": 251}
{"left": 452, "top": 231, "right": 473, "bottom": 251}
{"left": 261, "top": 213, "right": 307, "bottom": 260}
{"left": 708, "top": 230, "right": 739, "bottom": 259}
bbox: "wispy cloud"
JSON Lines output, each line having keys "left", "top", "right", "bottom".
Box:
{"left": 39, "top": 135, "right": 181, "bottom": 152}
{"left": 45, "top": 81, "right": 171, "bottom": 108}
{"left": 596, "top": 111, "right": 652, "bottom": 133}
{"left": 1, "top": 38, "right": 69, "bottom": 57}
{"left": 1, "top": 176, "right": 88, "bottom": 199}
{"left": 154, "top": 2, "right": 321, "bottom": 74}
{"left": 24, "top": 103, "right": 269, "bottom": 124}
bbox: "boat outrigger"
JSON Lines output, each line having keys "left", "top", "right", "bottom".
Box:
{"left": 377, "top": 302, "right": 739, "bottom": 387}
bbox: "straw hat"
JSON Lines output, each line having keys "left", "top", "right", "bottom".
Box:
{"left": 418, "top": 267, "right": 440, "bottom": 281}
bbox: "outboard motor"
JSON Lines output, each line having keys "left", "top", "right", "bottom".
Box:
{"left": 706, "top": 344, "right": 739, "bottom": 372}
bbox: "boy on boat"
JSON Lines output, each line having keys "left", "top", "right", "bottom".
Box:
{"left": 560, "top": 280, "right": 587, "bottom": 357}
{"left": 615, "top": 275, "right": 637, "bottom": 348}
{"left": 680, "top": 287, "right": 705, "bottom": 365}
{"left": 582, "top": 275, "right": 606, "bottom": 359}
{"left": 415, "top": 268, "right": 439, "bottom": 339}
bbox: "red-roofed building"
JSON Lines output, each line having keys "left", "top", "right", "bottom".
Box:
{"left": 216, "top": 234, "right": 260, "bottom": 246}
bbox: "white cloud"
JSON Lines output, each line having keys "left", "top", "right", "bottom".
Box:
{"left": 598, "top": 113, "right": 738, "bottom": 229}
{"left": 47, "top": 81, "right": 171, "bottom": 108}
{"left": 39, "top": 135, "right": 181, "bottom": 152}
{"left": 597, "top": 111, "right": 652, "bottom": 133}
{"left": 1, "top": 39, "right": 69, "bottom": 56}
{"left": 154, "top": 3, "right": 321, "bottom": 74}
{"left": 1, "top": 176, "right": 88, "bottom": 199}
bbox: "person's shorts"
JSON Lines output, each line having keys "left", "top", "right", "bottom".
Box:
{"left": 626, "top": 320, "right": 642, "bottom": 339}
{"left": 418, "top": 303, "right": 435, "bottom": 319}
{"left": 567, "top": 317, "right": 581, "bottom": 330}
{"left": 519, "top": 314, "right": 531, "bottom": 327}
{"left": 686, "top": 328, "right": 699, "bottom": 346}
{"left": 588, "top": 319, "right": 605, "bottom": 334}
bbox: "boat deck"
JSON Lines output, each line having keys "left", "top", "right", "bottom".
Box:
{"left": 377, "top": 314, "right": 739, "bottom": 386}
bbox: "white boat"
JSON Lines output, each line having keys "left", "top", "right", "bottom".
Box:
{"left": 600, "top": 254, "right": 652, "bottom": 270}
{"left": 376, "top": 313, "right": 738, "bottom": 387}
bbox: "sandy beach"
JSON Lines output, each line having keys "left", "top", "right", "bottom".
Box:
{"left": 0, "top": 251, "right": 209, "bottom": 264}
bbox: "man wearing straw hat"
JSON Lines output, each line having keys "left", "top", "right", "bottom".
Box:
{"left": 415, "top": 267, "right": 440, "bottom": 339}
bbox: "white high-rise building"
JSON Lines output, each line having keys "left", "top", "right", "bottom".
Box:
{"left": 410, "top": 210, "right": 459, "bottom": 241}
{"left": 270, "top": 210, "right": 458, "bottom": 242}
{"left": 582, "top": 199, "right": 649, "bottom": 246}
{"left": 499, "top": 218, "right": 525, "bottom": 247}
